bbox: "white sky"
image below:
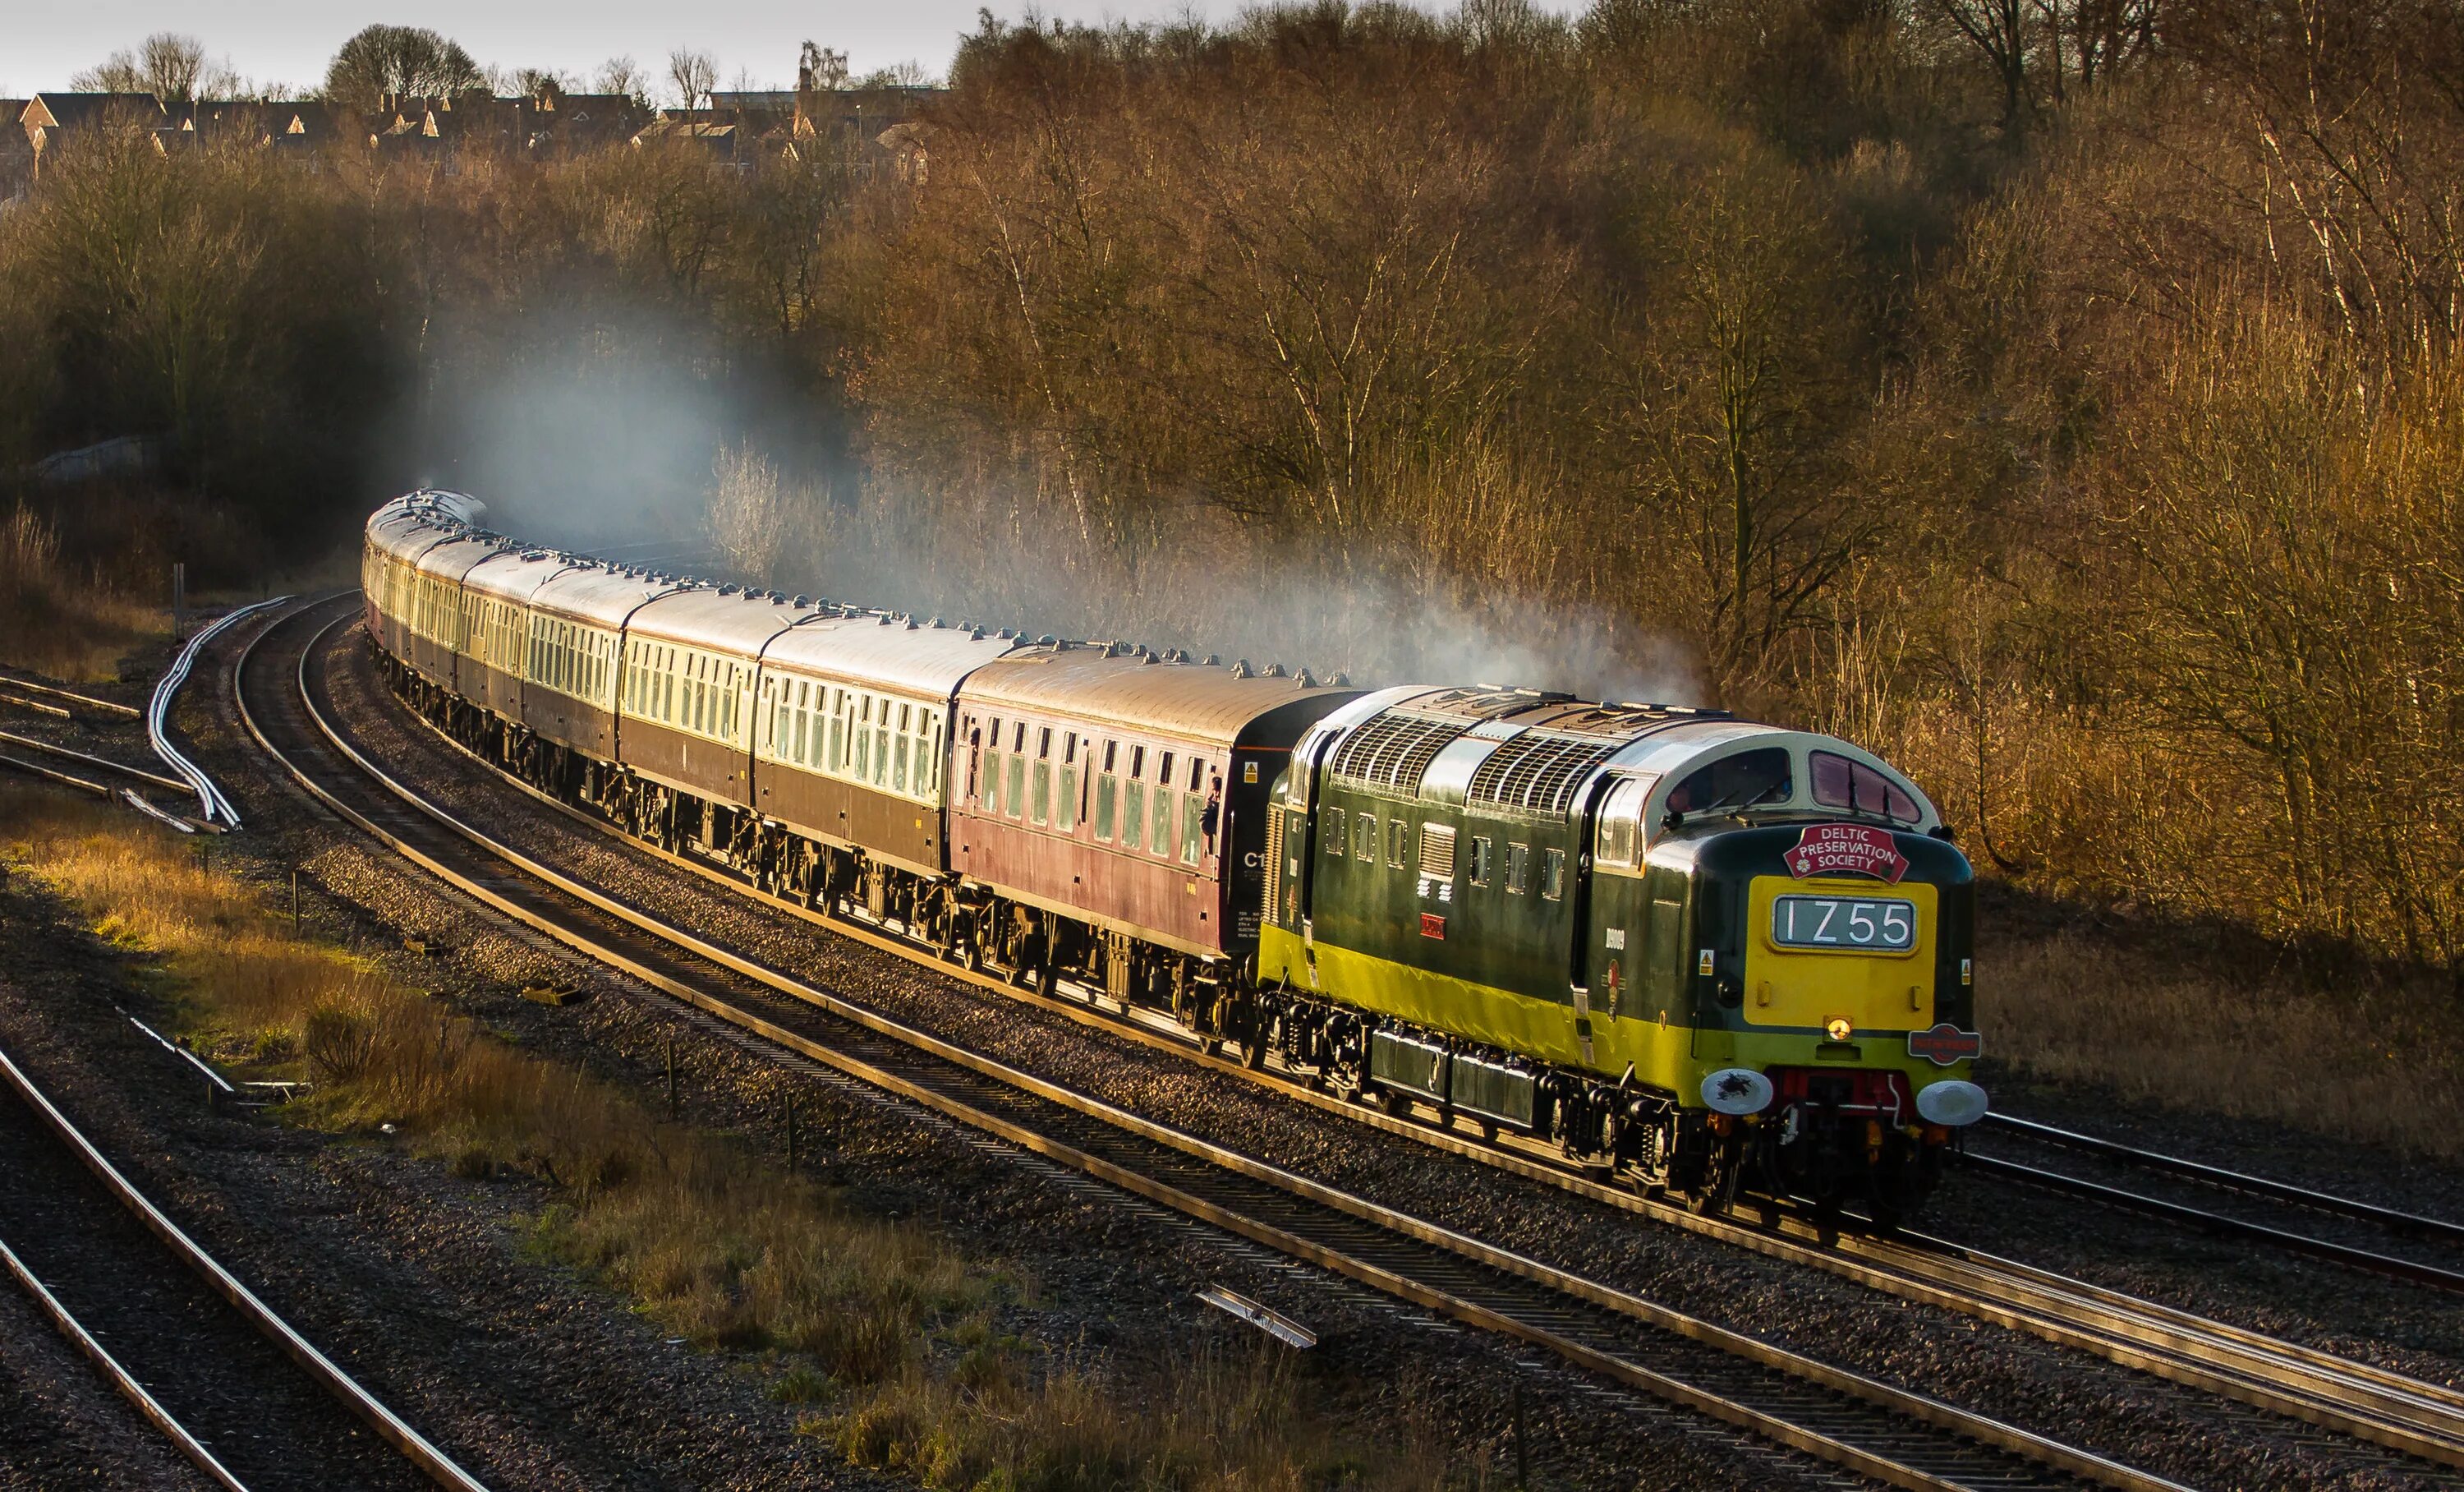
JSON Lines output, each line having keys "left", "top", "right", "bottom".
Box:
{"left": 2, "top": 1, "right": 1263, "bottom": 99}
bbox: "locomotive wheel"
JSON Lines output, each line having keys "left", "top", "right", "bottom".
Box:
{"left": 1241, "top": 1036, "right": 1267, "bottom": 1071}
{"left": 1685, "top": 1145, "right": 1741, "bottom": 1217}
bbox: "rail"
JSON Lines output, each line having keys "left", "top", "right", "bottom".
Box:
{"left": 1961, "top": 1153, "right": 2464, "bottom": 1292}
{"left": 1982, "top": 1112, "right": 2464, "bottom": 1246}
{"left": 0, "top": 728, "right": 191, "bottom": 795}
{"left": 0, "top": 1040, "right": 489, "bottom": 1491}
{"left": 324, "top": 593, "right": 2464, "bottom": 1477}
{"left": 244, "top": 595, "right": 2182, "bottom": 1492}
{"left": 149, "top": 596, "right": 289, "bottom": 828}
{"left": 0, "top": 672, "right": 141, "bottom": 719}
{"left": 0, "top": 1229, "right": 249, "bottom": 1490}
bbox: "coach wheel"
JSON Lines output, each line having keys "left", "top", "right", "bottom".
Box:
{"left": 1034, "top": 963, "right": 1056, "bottom": 999}
{"left": 958, "top": 938, "right": 980, "bottom": 974}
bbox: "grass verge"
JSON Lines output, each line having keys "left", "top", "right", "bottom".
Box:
{"left": 0, "top": 785, "right": 1441, "bottom": 1490}
{"left": 1980, "top": 920, "right": 2464, "bottom": 1160}
{"left": 0, "top": 504, "right": 166, "bottom": 682}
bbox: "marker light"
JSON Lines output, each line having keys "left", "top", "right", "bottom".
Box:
{"left": 1824, "top": 1016, "right": 1854, "bottom": 1042}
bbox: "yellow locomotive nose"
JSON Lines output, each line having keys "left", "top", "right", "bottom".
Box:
{"left": 1824, "top": 1015, "right": 1854, "bottom": 1042}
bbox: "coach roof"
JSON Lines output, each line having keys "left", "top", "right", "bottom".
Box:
{"left": 961, "top": 648, "right": 1360, "bottom": 748}
{"left": 627, "top": 587, "right": 816, "bottom": 654}
{"left": 763, "top": 615, "right": 1023, "bottom": 700}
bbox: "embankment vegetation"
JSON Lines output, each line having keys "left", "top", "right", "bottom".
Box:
{"left": 4, "top": 1, "right": 2460, "bottom": 1125}
{"left": 0, "top": 784, "right": 1441, "bottom": 1485}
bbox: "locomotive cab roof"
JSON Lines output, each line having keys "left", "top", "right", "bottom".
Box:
{"left": 1290, "top": 689, "right": 1938, "bottom": 841}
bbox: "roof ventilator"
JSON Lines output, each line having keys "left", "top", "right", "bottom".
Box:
{"left": 1466, "top": 732, "right": 1625, "bottom": 816}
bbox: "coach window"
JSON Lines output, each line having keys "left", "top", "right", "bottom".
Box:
{"left": 982, "top": 717, "right": 1003, "bottom": 812}
{"left": 1506, "top": 842, "right": 1530, "bottom": 894}
{"left": 1095, "top": 744, "right": 1119, "bottom": 840}
{"left": 1056, "top": 734, "right": 1078, "bottom": 831}
{"left": 790, "top": 682, "right": 809, "bottom": 764}
{"left": 1323, "top": 806, "right": 1344, "bottom": 854}
{"left": 1470, "top": 836, "right": 1494, "bottom": 886}
{"left": 1027, "top": 728, "right": 1050, "bottom": 824}
{"left": 1542, "top": 847, "right": 1565, "bottom": 900}
{"left": 897, "top": 702, "right": 916, "bottom": 790}
{"left": 1179, "top": 788, "right": 1203, "bottom": 865}
{"left": 1151, "top": 756, "right": 1175, "bottom": 857}
{"left": 1122, "top": 758, "right": 1147, "bottom": 852}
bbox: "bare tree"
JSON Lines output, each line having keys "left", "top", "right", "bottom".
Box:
{"left": 593, "top": 56, "right": 650, "bottom": 107}
{"left": 513, "top": 68, "right": 568, "bottom": 102}
{"left": 1926, "top": 0, "right": 2036, "bottom": 135}
{"left": 799, "top": 41, "right": 850, "bottom": 92}
{"left": 71, "top": 32, "right": 240, "bottom": 104}
{"left": 324, "top": 25, "right": 483, "bottom": 112}
{"left": 668, "top": 48, "right": 717, "bottom": 112}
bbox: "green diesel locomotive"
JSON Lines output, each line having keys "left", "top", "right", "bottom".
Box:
{"left": 1252, "top": 687, "right": 1984, "bottom": 1223}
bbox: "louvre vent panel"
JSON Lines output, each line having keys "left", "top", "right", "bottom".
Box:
{"left": 1467, "top": 733, "right": 1621, "bottom": 815}
{"left": 1263, "top": 805, "right": 1285, "bottom": 921}
{"left": 1328, "top": 714, "right": 1470, "bottom": 794}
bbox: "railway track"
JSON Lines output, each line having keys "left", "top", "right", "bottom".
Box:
{"left": 1961, "top": 1112, "right": 2464, "bottom": 1289}
{"left": 0, "top": 1041, "right": 484, "bottom": 1492}
{"left": 240, "top": 601, "right": 2200, "bottom": 1491}
{"left": 294, "top": 610, "right": 2464, "bottom": 1485}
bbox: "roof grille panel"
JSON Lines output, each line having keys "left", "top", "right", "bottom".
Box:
{"left": 1467, "top": 732, "right": 1622, "bottom": 816}
{"left": 1329, "top": 713, "right": 1470, "bottom": 794}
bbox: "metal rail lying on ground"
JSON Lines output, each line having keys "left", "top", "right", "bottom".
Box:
{"left": 0, "top": 672, "right": 141, "bottom": 718}
{"left": 245, "top": 596, "right": 2189, "bottom": 1492}
{"left": 0, "top": 1040, "right": 490, "bottom": 1492}
{"left": 150, "top": 596, "right": 290, "bottom": 827}
{"left": 0, "top": 728, "right": 191, "bottom": 795}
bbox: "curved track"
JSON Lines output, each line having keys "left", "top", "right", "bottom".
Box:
{"left": 0, "top": 1040, "right": 485, "bottom": 1492}
{"left": 242, "top": 602, "right": 2202, "bottom": 1492}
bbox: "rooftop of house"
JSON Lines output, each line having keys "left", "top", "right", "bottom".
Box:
{"left": 25, "top": 92, "right": 168, "bottom": 131}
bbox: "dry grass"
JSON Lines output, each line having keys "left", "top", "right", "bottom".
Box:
{"left": 0, "top": 785, "right": 1440, "bottom": 1489}
{"left": 1982, "top": 927, "right": 2464, "bottom": 1159}
{"left": 0, "top": 504, "right": 166, "bottom": 682}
